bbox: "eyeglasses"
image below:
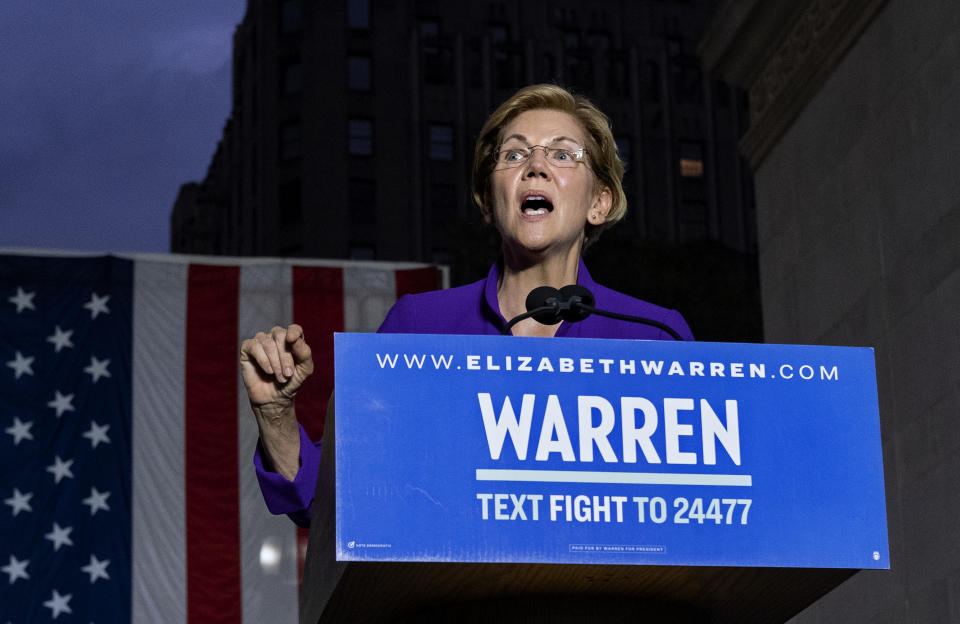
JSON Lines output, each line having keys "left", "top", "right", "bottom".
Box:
{"left": 493, "top": 141, "right": 586, "bottom": 168}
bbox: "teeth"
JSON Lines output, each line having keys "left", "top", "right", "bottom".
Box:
{"left": 524, "top": 208, "right": 547, "bottom": 215}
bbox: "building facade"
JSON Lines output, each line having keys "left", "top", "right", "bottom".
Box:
{"left": 172, "top": 0, "right": 754, "bottom": 269}
{"left": 702, "top": 0, "right": 960, "bottom": 620}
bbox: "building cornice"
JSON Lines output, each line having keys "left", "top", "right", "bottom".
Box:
{"left": 699, "top": 0, "right": 888, "bottom": 170}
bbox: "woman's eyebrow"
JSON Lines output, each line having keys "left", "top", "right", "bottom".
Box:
{"left": 500, "top": 133, "right": 528, "bottom": 144}
{"left": 500, "top": 134, "right": 581, "bottom": 144}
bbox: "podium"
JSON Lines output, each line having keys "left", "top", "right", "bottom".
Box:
{"left": 300, "top": 334, "right": 888, "bottom": 623}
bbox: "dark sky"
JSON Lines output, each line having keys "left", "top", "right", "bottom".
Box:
{"left": 0, "top": 1, "right": 246, "bottom": 254}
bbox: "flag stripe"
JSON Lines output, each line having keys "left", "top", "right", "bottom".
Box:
{"left": 237, "top": 264, "right": 298, "bottom": 624}
{"left": 132, "top": 261, "right": 188, "bottom": 623}
{"left": 291, "top": 267, "right": 343, "bottom": 444}
{"left": 1, "top": 251, "right": 443, "bottom": 623}
{"left": 395, "top": 266, "right": 440, "bottom": 298}
{"left": 291, "top": 266, "right": 344, "bottom": 588}
{"left": 343, "top": 266, "right": 396, "bottom": 332}
{"left": 185, "top": 265, "right": 242, "bottom": 623}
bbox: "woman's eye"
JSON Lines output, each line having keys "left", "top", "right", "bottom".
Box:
{"left": 505, "top": 150, "right": 524, "bottom": 161}
{"left": 554, "top": 150, "right": 571, "bottom": 160}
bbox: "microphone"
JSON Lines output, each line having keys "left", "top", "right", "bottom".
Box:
{"left": 500, "top": 287, "right": 563, "bottom": 334}
{"left": 557, "top": 285, "right": 593, "bottom": 322}
{"left": 502, "top": 285, "right": 685, "bottom": 340}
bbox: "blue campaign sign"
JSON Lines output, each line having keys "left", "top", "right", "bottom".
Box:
{"left": 334, "top": 333, "right": 889, "bottom": 569}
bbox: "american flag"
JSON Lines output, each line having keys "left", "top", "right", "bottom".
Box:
{"left": 0, "top": 251, "right": 443, "bottom": 623}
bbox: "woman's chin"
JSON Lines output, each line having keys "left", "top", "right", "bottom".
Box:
{"left": 503, "top": 235, "right": 579, "bottom": 262}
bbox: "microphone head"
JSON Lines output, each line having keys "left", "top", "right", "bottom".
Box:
{"left": 558, "top": 285, "right": 594, "bottom": 322}
{"left": 525, "top": 286, "right": 563, "bottom": 325}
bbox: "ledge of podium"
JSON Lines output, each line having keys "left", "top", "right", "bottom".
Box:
{"left": 298, "top": 399, "right": 857, "bottom": 624}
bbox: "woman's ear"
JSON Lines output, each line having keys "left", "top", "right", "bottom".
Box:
{"left": 481, "top": 204, "right": 493, "bottom": 225}
{"left": 588, "top": 186, "right": 613, "bottom": 225}
{"left": 480, "top": 189, "right": 495, "bottom": 225}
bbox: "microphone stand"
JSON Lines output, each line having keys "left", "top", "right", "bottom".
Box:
{"left": 569, "top": 303, "right": 684, "bottom": 340}
{"left": 501, "top": 285, "right": 685, "bottom": 340}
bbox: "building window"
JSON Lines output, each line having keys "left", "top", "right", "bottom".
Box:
{"left": 280, "top": 0, "right": 301, "bottom": 34}
{"left": 428, "top": 124, "right": 453, "bottom": 161}
{"left": 348, "top": 0, "right": 369, "bottom": 30}
{"left": 489, "top": 24, "right": 507, "bottom": 44}
{"left": 347, "top": 56, "right": 371, "bottom": 90}
{"left": 348, "top": 119, "right": 373, "bottom": 155}
{"left": 679, "top": 141, "right": 704, "bottom": 178}
{"left": 281, "top": 59, "right": 302, "bottom": 95}
{"left": 280, "top": 121, "right": 301, "bottom": 160}
{"left": 494, "top": 50, "right": 521, "bottom": 89}
{"left": 278, "top": 180, "right": 302, "bottom": 225}
{"left": 420, "top": 20, "right": 439, "bottom": 39}
{"left": 423, "top": 45, "right": 453, "bottom": 85}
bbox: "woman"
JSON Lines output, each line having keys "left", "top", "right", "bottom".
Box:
{"left": 241, "top": 84, "right": 693, "bottom": 526}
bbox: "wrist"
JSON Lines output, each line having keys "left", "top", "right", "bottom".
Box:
{"left": 253, "top": 403, "right": 301, "bottom": 481}
{"left": 251, "top": 399, "right": 295, "bottom": 426}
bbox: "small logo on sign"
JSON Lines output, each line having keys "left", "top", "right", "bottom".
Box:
{"left": 873, "top": 551, "right": 880, "bottom": 561}
{"left": 347, "top": 540, "right": 356, "bottom": 549}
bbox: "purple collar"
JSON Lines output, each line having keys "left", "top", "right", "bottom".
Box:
{"left": 482, "top": 258, "right": 598, "bottom": 336}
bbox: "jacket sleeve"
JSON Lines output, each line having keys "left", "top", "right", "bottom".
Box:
{"left": 253, "top": 422, "right": 322, "bottom": 528}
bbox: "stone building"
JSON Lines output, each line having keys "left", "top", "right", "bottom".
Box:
{"left": 171, "top": 0, "right": 755, "bottom": 270}
{"left": 701, "top": 0, "right": 960, "bottom": 620}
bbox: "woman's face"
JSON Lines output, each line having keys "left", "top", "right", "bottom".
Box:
{"left": 485, "top": 109, "right": 611, "bottom": 259}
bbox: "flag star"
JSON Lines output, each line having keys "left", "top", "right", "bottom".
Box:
{"left": 47, "top": 390, "right": 75, "bottom": 417}
{"left": 47, "top": 325, "right": 74, "bottom": 353}
{"left": 82, "top": 487, "right": 111, "bottom": 515}
{"left": 7, "top": 287, "right": 36, "bottom": 313}
{"left": 82, "top": 420, "right": 111, "bottom": 448}
{"left": 46, "top": 455, "right": 74, "bottom": 484}
{"left": 44, "top": 522, "right": 74, "bottom": 551}
{"left": 4, "top": 417, "right": 34, "bottom": 445}
{"left": 83, "top": 292, "right": 110, "bottom": 319}
{"left": 83, "top": 355, "right": 111, "bottom": 383}
{"left": 43, "top": 588, "right": 73, "bottom": 619}
{"left": 2, "top": 554, "right": 29, "bottom": 584}
{"left": 4, "top": 488, "right": 33, "bottom": 516}
{"left": 81, "top": 554, "right": 110, "bottom": 583}
{"left": 5, "top": 351, "right": 34, "bottom": 379}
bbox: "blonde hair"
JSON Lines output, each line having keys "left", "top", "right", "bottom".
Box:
{"left": 471, "top": 84, "right": 627, "bottom": 249}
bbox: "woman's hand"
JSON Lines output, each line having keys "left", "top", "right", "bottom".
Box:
{"left": 240, "top": 324, "right": 314, "bottom": 480}
{"left": 240, "top": 324, "right": 314, "bottom": 408}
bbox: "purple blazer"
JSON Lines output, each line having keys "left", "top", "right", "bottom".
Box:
{"left": 254, "top": 260, "right": 693, "bottom": 526}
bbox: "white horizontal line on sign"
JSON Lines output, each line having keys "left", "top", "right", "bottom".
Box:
{"left": 475, "top": 469, "right": 752, "bottom": 487}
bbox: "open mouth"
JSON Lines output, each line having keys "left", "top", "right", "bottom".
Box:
{"left": 521, "top": 195, "right": 554, "bottom": 215}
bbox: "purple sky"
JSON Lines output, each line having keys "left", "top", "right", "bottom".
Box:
{"left": 0, "top": 1, "right": 246, "bottom": 254}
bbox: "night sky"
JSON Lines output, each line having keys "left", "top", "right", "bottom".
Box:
{"left": 0, "top": 1, "right": 246, "bottom": 254}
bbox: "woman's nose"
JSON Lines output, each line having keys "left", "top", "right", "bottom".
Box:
{"left": 523, "top": 149, "right": 551, "bottom": 178}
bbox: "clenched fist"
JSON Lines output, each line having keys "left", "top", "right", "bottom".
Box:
{"left": 240, "top": 324, "right": 314, "bottom": 406}
{"left": 240, "top": 324, "right": 314, "bottom": 480}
